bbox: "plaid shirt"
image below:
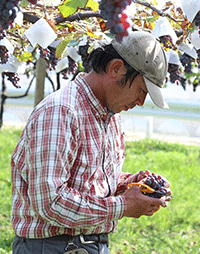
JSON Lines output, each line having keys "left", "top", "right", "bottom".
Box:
{"left": 11, "top": 73, "right": 134, "bottom": 238}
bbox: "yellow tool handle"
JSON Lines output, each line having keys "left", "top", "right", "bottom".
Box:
{"left": 127, "top": 182, "right": 155, "bottom": 194}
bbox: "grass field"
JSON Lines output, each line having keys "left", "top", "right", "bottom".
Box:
{"left": 0, "top": 126, "right": 200, "bottom": 254}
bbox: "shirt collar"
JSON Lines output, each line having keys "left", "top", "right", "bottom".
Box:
{"left": 75, "top": 73, "right": 115, "bottom": 122}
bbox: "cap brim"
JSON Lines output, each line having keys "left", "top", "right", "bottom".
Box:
{"left": 144, "top": 77, "right": 169, "bottom": 109}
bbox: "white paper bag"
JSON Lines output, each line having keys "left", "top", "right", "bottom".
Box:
{"left": 25, "top": 18, "right": 57, "bottom": 49}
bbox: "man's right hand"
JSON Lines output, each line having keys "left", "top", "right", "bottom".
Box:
{"left": 122, "top": 184, "right": 171, "bottom": 218}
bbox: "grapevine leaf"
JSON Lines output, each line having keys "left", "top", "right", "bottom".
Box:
{"left": 16, "top": 52, "right": 33, "bottom": 62}
{"left": 146, "top": 14, "right": 159, "bottom": 23}
{"left": 58, "top": 0, "right": 88, "bottom": 18}
{"left": 86, "top": 27, "right": 100, "bottom": 38}
{"left": 19, "top": 0, "right": 29, "bottom": 8}
{"left": 86, "top": 0, "right": 99, "bottom": 12}
{"left": 56, "top": 34, "right": 75, "bottom": 58}
{"left": 150, "top": 0, "right": 158, "bottom": 5}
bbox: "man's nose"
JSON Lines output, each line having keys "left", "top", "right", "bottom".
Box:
{"left": 135, "top": 93, "right": 147, "bottom": 106}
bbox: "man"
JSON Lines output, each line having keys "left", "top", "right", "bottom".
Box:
{"left": 11, "top": 31, "right": 171, "bottom": 254}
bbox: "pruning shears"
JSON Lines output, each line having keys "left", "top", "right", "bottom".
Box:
{"left": 127, "top": 182, "right": 155, "bottom": 194}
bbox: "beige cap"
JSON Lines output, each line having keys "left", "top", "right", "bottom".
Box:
{"left": 112, "top": 31, "right": 169, "bottom": 109}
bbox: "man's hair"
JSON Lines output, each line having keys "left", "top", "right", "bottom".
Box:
{"left": 88, "top": 44, "right": 140, "bottom": 88}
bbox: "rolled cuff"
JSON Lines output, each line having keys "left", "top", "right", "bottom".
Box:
{"left": 107, "top": 195, "right": 127, "bottom": 222}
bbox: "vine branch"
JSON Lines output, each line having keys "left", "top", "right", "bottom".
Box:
{"left": 133, "top": 0, "right": 184, "bottom": 23}
{"left": 23, "top": 1, "right": 184, "bottom": 27}
{"left": 23, "top": 11, "right": 102, "bottom": 25}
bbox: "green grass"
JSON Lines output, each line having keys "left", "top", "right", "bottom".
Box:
{"left": 0, "top": 127, "right": 200, "bottom": 253}
{"left": 0, "top": 127, "right": 22, "bottom": 254}
{"left": 110, "top": 140, "right": 200, "bottom": 253}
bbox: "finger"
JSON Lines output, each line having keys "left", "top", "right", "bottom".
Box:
{"left": 165, "top": 188, "right": 172, "bottom": 195}
{"left": 137, "top": 171, "right": 147, "bottom": 182}
{"left": 130, "top": 173, "right": 140, "bottom": 182}
{"left": 164, "top": 196, "right": 171, "bottom": 202}
{"left": 151, "top": 205, "right": 160, "bottom": 212}
{"left": 147, "top": 207, "right": 159, "bottom": 216}
{"left": 147, "top": 211, "right": 155, "bottom": 216}
{"left": 148, "top": 204, "right": 160, "bottom": 213}
{"left": 161, "top": 176, "right": 170, "bottom": 187}
{"left": 159, "top": 196, "right": 172, "bottom": 207}
{"left": 149, "top": 196, "right": 165, "bottom": 207}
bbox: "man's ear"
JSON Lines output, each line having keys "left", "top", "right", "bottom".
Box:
{"left": 108, "top": 59, "right": 127, "bottom": 78}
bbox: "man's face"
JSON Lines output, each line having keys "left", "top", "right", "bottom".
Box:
{"left": 106, "top": 74, "right": 148, "bottom": 113}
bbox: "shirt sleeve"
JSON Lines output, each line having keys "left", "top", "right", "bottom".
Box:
{"left": 25, "top": 105, "right": 126, "bottom": 229}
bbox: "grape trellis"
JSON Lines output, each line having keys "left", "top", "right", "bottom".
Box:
{"left": 1, "top": 0, "right": 200, "bottom": 127}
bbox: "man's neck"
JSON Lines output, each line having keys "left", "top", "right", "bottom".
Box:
{"left": 83, "top": 71, "right": 107, "bottom": 108}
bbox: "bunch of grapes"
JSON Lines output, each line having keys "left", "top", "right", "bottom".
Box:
{"left": 61, "top": 68, "right": 68, "bottom": 80}
{"left": 0, "top": 30, "right": 6, "bottom": 40}
{"left": 168, "top": 63, "right": 187, "bottom": 90}
{"left": 0, "top": 0, "right": 20, "bottom": 35}
{"left": 137, "top": 170, "right": 170, "bottom": 198}
{"left": 68, "top": 56, "right": 77, "bottom": 74}
{"left": 39, "top": 47, "right": 50, "bottom": 60}
{"left": 168, "top": 63, "right": 180, "bottom": 84}
{"left": 77, "top": 44, "right": 92, "bottom": 73}
{"left": 4, "top": 71, "right": 20, "bottom": 88}
{"left": 39, "top": 46, "right": 58, "bottom": 71}
{"left": 184, "top": 63, "right": 193, "bottom": 74}
{"left": 61, "top": 56, "right": 77, "bottom": 80}
{"left": 193, "top": 81, "right": 199, "bottom": 92}
{"left": 99, "top": 0, "right": 133, "bottom": 42}
{"left": 0, "top": 45, "right": 9, "bottom": 64}
{"left": 180, "top": 76, "right": 186, "bottom": 91}
{"left": 196, "top": 49, "right": 200, "bottom": 67}
{"left": 47, "top": 46, "right": 58, "bottom": 71}
{"left": 27, "top": 0, "right": 38, "bottom": 4}
{"left": 180, "top": 53, "right": 193, "bottom": 66}
{"left": 159, "top": 35, "right": 173, "bottom": 49}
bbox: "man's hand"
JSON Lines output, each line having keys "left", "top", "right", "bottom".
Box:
{"left": 122, "top": 184, "right": 171, "bottom": 218}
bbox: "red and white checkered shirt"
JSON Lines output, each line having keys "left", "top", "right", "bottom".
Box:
{"left": 11, "top": 73, "right": 134, "bottom": 238}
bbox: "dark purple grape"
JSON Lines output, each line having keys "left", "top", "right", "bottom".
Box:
{"left": 0, "top": 45, "right": 9, "bottom": 64}
{"left": 168, "top": 63, "right": 180, "bottom": 83}
{"left": 180, "top": 76, "right": 186, "bottom": 90}
{"left": 145, "top": 179, "right": 153, "bottom": 187}
{"left": 99, "top": 0, "right": 132, "bottom": 42}
{"left": 143, "top": 172, "right": 168, "bottom": 198}
{"left": 60, "top": 56, "right": 77, "bottom": 79}
{"left": 0, "top": 0, "right": 20, "bottom": 35}
{"left": 159, "top": 35, "right": 173, "bottom": 49}
{"left": 180, "top": 53, "right": 193, "bottom": 66}
{"left": 193, "top": 82, "right": 199, "bottom": 92}
{"left": 184, "top": 63, "right": 192, "bottom": 74}
{"left": 4, "top": 72, "right": 20, "bottom": 88}
{"left": 194, "top": 11, "right": 200, "bottom": 26}
{"left": 27, "top": 0, "right": 38, "bottom": 4}
{"left": 39, "top": 46, "right": 58, "bottom": 71}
